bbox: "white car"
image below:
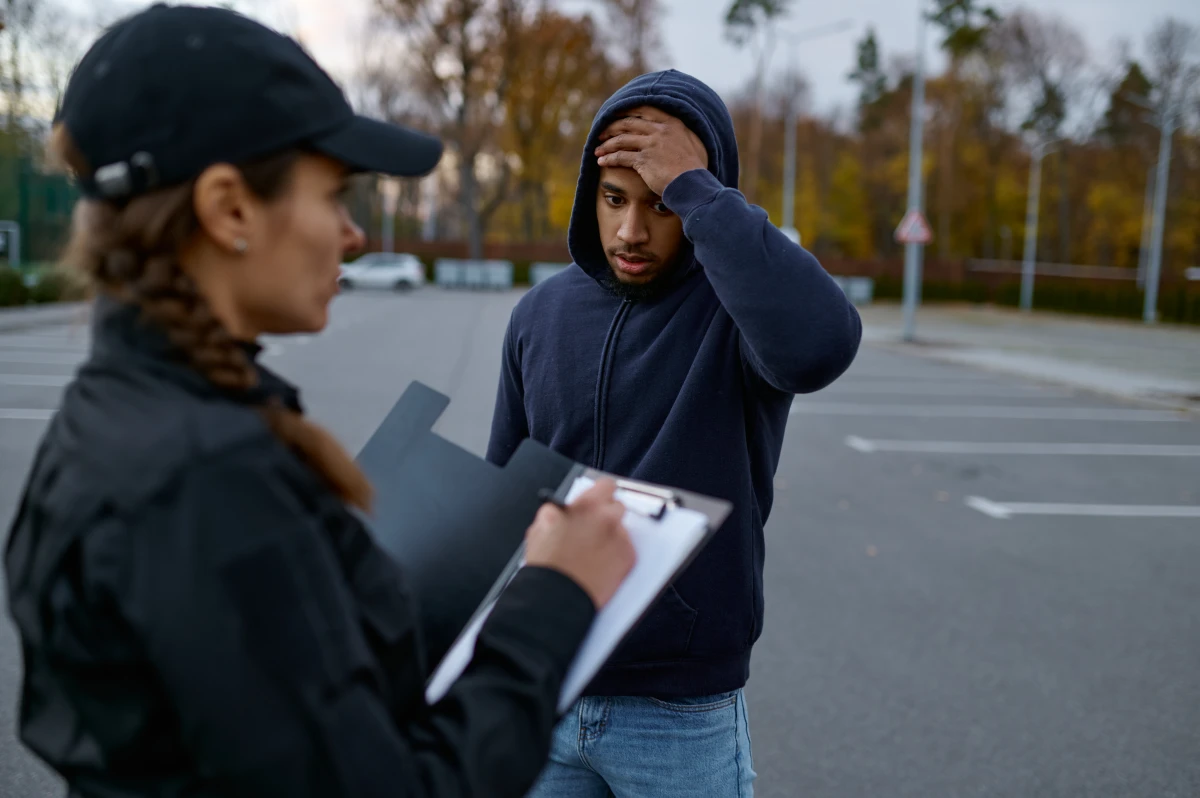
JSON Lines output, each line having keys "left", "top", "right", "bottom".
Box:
{"left": 339, "top": 253, "right": 427, "bottom": 291}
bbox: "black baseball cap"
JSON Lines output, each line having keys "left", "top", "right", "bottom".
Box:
{"left": 55, "top": 3, "right": 443, "bottom": 202}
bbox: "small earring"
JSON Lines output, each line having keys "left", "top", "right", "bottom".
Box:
{"left": 233, "top": 238, "right": 248, "bottom": 254}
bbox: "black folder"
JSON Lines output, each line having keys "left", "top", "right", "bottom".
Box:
{"left": 354, "top": 381, "right": 577, "bottom": 663}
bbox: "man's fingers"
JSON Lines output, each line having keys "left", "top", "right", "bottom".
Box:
{"left": 596, "top": 150, "right": 640, "bottom": 169}
{"left": 599, "top": 117, "right": 660, "bottom": 141}
{"left": 594, "top": 133, "right": 649, "bottom": 157}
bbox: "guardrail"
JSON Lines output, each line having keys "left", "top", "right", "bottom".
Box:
{"left": 434, "top": 259, "right": 514, "bottom": 290}
{"left": 530, "top": 262, "right": 571, "bottom": 285}
{"left": 967, "top": 259, "right": 1138, "bottom": 281}
{"left": 830, "top": 276, "right": 874, "bottom": 306}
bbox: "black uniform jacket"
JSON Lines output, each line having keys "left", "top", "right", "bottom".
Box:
{"left": 4, "top": 297, "right": 595, "bottom": 797}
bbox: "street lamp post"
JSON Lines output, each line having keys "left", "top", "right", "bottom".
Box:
{"left": 1019, "top": 139, "right": 1058, "bottom": 313}
{"left": 1137, "top": 163, "right": 1155, "bottom": 289}
{"left": 901, "top": 2, "right": 928, "bottom": 342}
{"left": 777, "top": 19, "right": 855, "bottom": 242}
{"left": 379, "top": 177, "right": 400, "bottom": 253}
{"left": 782, "top": 100, "right": 797, "bottom": 236}
{"left": 1144, "top": 108, "right": 1178, "bottom": 323}
{"left": 1123, "top": 89, "right": 1186, "bottom": 323}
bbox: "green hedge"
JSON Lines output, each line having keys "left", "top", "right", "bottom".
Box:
{"left": 870, "top": 276, "right": 1199, "bottom": 325}
{"left": 0, "top": 267, "right": 28, "bottom": 306}
{"left": 0, "top": 264, "right": 84, "bottom": 307}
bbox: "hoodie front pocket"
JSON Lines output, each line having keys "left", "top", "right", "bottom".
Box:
{"left": 607, "top": 584, "right": 698, "bottom": 664}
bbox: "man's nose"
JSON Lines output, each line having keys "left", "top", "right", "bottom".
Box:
{"left": 617, "top": 208, "right": 650, "bottom": 245}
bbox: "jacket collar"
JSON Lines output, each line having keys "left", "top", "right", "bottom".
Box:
{"left": 88, "top": 292, "right": 303, "bottom": 413}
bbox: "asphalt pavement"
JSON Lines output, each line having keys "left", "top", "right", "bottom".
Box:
{"left": 1, "top": 290, "right": 1198, "bottom": 797}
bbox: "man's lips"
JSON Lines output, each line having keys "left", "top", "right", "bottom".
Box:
{"left": 614, "top": 255, "right": 653, "bottom": 275}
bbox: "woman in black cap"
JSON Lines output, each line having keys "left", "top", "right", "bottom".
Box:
{"left": 4, "top": 4, "right": 634, "bottom": 797}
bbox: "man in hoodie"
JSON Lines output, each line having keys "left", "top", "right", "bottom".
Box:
{"left": 486, "top": 70, "right": 862, "bottom": 795}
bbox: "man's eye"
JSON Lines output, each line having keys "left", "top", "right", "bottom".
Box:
{"left": 653, "top": 202, "right": 669, "bottom": 213}
{"left": 605, "top": 195, "right": 624, "bottom": 206}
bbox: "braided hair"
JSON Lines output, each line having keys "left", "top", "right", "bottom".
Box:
{"left": 51, "top": 125, "right": 373, "bottom": 512}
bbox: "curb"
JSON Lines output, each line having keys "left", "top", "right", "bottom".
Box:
{"left": 0, "top": 303, "right": 91, "bottom": 333}
{"left": 868, "top": 337, "right": 1200, "bottom": 416}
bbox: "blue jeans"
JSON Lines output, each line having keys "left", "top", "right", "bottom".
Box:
{"left": 525, "top": 690, "right": 756, "bottom": 797}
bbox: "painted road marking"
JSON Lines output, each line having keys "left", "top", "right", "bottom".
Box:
{"left": 0, "top": 339, "right": 87, "bottom": 351}
{"left": 0, "top": 374, "right": 71, "bottom": 387}
{"left": 0, "top": 409, "right": 55, "bottom": 421}
{"left": 793, "top": 403, "right": 1185, "bottom": 422}
{"left": 966, "top": 496, "right": 1200, "bottom": 520}
{"left": 822, "top": 383, "right": 1069, "bottom": 398}
{"left": 845, "top": 436, "right": 1200, "bottom": 456}
{"left": 0, "top": 351, "right": 84, "bottom": 366}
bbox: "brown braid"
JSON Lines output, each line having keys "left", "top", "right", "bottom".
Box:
{"left": 51, "top": 125, "right": 373, "bottom": 512}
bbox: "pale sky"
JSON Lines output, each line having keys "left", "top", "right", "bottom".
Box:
{"left": 77, "top": 0, "right": 1200, "bottom": 115}
{"left": 284, "top": 0, "right": 1198, "bottom": 113}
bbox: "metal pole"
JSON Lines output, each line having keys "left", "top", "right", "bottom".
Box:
{"left": 421, "top": 176, "right": 438, "bottom": 242}
{"left": 782, "top": 100, "right": 796, "bottom": 231}
{"left": 1144, "top": 110, "right": 1174, "bottom": 324}
{"left": 775, "top": 19, "right": 853, "bottom": 241}
{"left": 1019, "top": 144, "right": 1045, "bottom": 312}
{"left": 1137, "top": 163, "right": 1154, "bottom": 289}
{"left": 380, "top": 177, "right": 398, "bottom": 253}
{"left": 901, "top": 3, "right": 927, "bottom": 342}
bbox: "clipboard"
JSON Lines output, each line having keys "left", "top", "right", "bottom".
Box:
{"left": 425, "top": 466, "right": 732, "bottom": 713}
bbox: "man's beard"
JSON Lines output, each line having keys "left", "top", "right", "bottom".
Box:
{"left": 598, "top": 255, "right": 682, "bottom": 303}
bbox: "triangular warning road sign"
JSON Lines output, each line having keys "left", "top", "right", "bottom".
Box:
{"left": 894, "top": 209, "right": 933, "bottom": 245}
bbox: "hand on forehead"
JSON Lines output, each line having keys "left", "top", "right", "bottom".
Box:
{"left": 601, "top": 105, "right": 680, "bottom": 138}
{"left": 609, "top": 104, "right": 672, "bottom": 125}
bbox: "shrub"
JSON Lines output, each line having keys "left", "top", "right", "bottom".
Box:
{"left": 0, "top": 267, "right": 29, "bottom": 307}
{"left": 28, "top": 267, "right": 76, "bottom": 304}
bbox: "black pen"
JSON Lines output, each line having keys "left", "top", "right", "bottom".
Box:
{"left": 538, "top": 488, "right": 571, "bottom": 512}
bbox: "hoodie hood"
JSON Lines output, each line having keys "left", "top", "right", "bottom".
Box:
{"left": 567, "top": 70, "right": 740, "bottom": 283}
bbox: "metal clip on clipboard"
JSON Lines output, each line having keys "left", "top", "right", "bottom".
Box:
{"left": 539, "top": 479, "right": 683, "bottom": 521}
{"left": 613, "top": 479, "right": 682, "bottom": 520}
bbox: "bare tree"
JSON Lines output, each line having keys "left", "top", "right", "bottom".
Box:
{"left": 992, "top": 7, "right": 1089, "bottom": 260}
{"left": 724, "top": 0, "right": 792, "bottom": 204}
{"left": 374, "top": 0, "right": 528, "bottom": 259}
{"left": 31, "top": 1, "right": 88, "bottom": 118}
{"left": 1, "top": 0, "right": 40, "bottom": 134}
{"left": 1144, "top": 18, "right": 1200, "bottom": 122}
{"left": 601, "top": 0, "right": 664, "bottom": 77}
{"left": 995, "top": 9, "right": 1088, "bottom": 140}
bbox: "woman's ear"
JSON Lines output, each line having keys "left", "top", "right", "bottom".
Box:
{"left": 192, "top": 164, "right": 256, "bottom": 255}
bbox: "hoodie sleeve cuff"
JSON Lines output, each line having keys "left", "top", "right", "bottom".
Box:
{"left": 662, "top": 168, "right": 726, "bottom": 224}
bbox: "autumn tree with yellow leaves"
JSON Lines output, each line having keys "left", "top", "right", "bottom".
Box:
{"left": 364, "top": 0, "right": 1198, "bottom": 309}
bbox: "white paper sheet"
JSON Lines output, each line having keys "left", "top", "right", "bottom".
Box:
{"left": 424, "top": 476, "right": 710, "bottom": 712}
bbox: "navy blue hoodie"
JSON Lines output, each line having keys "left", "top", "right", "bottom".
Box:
{"left": 487, "top": 70, "right": 862, "bottom": 698}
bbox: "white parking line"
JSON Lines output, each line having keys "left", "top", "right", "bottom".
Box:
{"left": 966, "top": 496, "right": 1200, "bottom": 520}
{"left": 0, "top": 339, "right": 88, "bottom": 351}
{"left": 0, "top": 351, "right": 83, "bottom": 365}
{"left": 840, "top": 374, "right": 1008, "bottom": 383}
{"left": 0, "top": 374, "right": 71, "bottom": 387}
{"left": 0, "top": 409, "right": 55, "bottom": 420}
{"left": 823, "top": 384, "right": 1068, "bottom": 398}
{"left": 845, "top": 435, "right": 1200, "bottom": 456}
{"left": 792, "top": 403, "right": 1184, "bottom": 422}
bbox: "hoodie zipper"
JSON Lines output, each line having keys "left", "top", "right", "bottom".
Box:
{"left": 592, "top": 300, "right": 632, "bottom": 470}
